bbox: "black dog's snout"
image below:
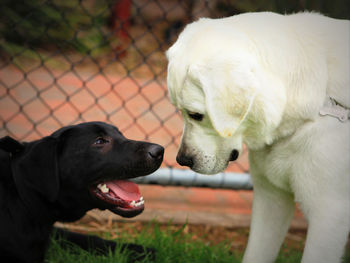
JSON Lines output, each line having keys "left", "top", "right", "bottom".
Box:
{"left": 229, "top": 149, "right": 239, "bottom": 162}
{"left": 147, "top": 144, "right": 164, "bottom": 160}
{"left": 176, "top": 154, "right": 194, "bottom": 168}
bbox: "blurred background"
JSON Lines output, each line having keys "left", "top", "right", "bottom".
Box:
{"left": 0, "top": 0, "right": 349, "bottom": 254}
{"left": 1, "top": 0, "right": 349, "bottom": 176}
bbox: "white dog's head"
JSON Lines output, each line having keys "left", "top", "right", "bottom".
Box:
{"left": 166, "top": 17, "right": 286, "bottom": 174}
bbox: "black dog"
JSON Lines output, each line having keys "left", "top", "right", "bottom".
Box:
{"left": 0, "top": 122, "right": 164, "bottom": 263}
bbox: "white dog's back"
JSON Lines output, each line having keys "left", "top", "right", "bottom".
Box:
{"left": 231, "top": 13, "right": 349, "bottom": 107}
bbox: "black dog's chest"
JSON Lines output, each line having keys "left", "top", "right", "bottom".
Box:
{"left": 0, "top": 216, "right": 51, "bottom": 263}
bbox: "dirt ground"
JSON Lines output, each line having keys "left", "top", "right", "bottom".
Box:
{"left": 57, "top": 219, "right": 309, "bottom": 254}
{"left": 56, "top": 206, "right": 350, "bottom": 256}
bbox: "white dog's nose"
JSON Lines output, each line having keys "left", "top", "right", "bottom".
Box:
{"left": 229, "top": 150, "right": 239, "bottom": 162}
{"left": 176, "top": 154, "right": 194, "bottom": 168}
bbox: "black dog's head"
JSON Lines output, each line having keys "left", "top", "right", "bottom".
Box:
{"left": 0, "top": 122, "right": 164, "bottom": 220}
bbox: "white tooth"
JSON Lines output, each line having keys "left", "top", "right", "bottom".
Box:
{"left": 98, "top": 184, "right": 109, "bottom": 193}
{"left": 140, "top": 196, "right": 144, "bottom": 201}
{"left": 131, "top": 201, "right": 136, "bottom": 206}
{"left": 135, "top": 200, "right": 144, "bottom": 207}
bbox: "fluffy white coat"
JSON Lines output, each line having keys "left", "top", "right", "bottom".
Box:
{"left": 166, "top": 12, "right": 350, "bottom": 263}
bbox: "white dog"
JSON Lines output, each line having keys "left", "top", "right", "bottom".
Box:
{"left": 166, "top": 12, "right": 349, "bottom": 263}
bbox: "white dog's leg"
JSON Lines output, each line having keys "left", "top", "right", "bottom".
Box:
{"left": 297, "top": 187, "right": 350, "bottom": 263}
{"left": 242, "top": 175, "right": 295, "bottom": 263}
{"left": 301, "top": 206, "right": 349, "bottom": 263}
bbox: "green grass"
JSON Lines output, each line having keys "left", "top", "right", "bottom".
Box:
{"left": 46, "top": 223, "right": 241, "bottom": 263}
{"left": 45, "top": 222, "right": 329, "bottom": 263}
{"left": 46, "top": 222, "right": 350, "bottom": 263}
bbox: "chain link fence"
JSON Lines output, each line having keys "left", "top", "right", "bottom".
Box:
{"left": 1, "top": 0, "right": 348, "bottom": 188}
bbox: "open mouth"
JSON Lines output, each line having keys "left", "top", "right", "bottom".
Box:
{"left": 90, "top": 180, "right": 144, "bottom": 218}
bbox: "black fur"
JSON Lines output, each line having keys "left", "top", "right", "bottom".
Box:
{"left": 0, "top": 122, "right": 164, "bottom": 263}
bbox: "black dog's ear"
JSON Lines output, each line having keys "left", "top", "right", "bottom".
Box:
{"left": 11, "top": 136, "right": 60, "bottom": 203}
{"left": 0, "top": 136, "right": 24, "bottom": 154}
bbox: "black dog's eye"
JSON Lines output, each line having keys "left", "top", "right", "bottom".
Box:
{"left": 94, "top": 137, "right": 110, "bottom": 145}
{"left": 188, "top": 111, "right": 204, "bottom": 121}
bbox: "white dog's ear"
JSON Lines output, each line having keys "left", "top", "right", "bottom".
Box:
{"left": 189, "top": 63, "right": 258, "bottom": 138}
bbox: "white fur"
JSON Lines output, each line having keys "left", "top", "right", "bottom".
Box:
{"left": 166, "top": 12, "right": 350, "bottom": 262}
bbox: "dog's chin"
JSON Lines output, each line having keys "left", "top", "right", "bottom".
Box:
{"left": 108, "top": 205, "right": 144, "bottom": 218}
{"left": 191, "top": 162, "right": 228, "bottom": 175}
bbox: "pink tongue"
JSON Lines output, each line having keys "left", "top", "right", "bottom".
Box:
{"left": 106, "top": 180, "right": 141, "bottom": 201}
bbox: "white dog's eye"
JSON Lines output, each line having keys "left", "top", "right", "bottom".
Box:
{"left": 187, "top": 111, "right": 204, "bottom": 121}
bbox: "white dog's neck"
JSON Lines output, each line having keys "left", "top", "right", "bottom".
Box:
{"left": 242, "top": 82, "right": 322, "bottom": 151}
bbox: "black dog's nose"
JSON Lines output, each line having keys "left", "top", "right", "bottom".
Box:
{"left": 229, "top": 149, "right": 239, "bottom": 162}
{"left": 148, "top": 144, "right": 164, "bottom": 160}
{"left": 176, "top": 154, "right": 194, "bottom": 168}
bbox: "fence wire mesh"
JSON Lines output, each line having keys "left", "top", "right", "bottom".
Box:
{"left": 1, "top": 0, "right": 347, "bottom": 181}
{"left": 0, "top": 0, "right": 249, "bottom": 175}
